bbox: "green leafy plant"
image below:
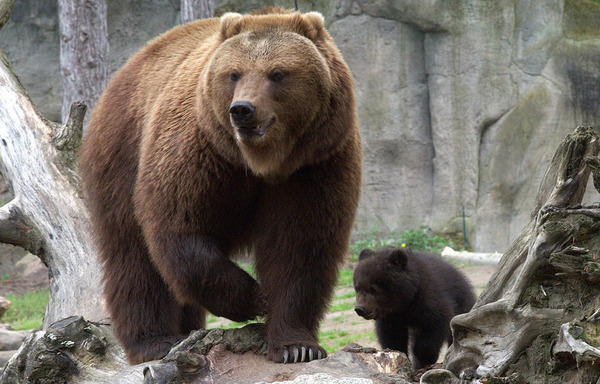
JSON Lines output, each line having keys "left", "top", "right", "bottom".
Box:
{"left": 400, "top": 225, "right": 457, "bottom": 253}
{"left": 349, "top": 225, "right": 457, "bottom": 261}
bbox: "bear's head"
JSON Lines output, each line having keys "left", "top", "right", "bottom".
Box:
{"left": 353, "top": 247, "right": 419, "bottom": 320}
{"left": 202, "top": 10, "right": 341, "bottom": 178}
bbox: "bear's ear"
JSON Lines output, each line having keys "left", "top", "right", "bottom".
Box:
{"left": 220, "top": 12, "right": 243, "bottom": 39}
{"left": 301, "top": 11, "right": 325, "bottom": 40}
{"left": 358, "top": 248, "right": 376, "bottom": 262}
{"left": 388, "top": 248, "right": 409, "bottom": 269}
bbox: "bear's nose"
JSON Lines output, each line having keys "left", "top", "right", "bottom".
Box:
{"left": 230, "top": 101, "right": 256, "bottom": 124}
{"left": 355, "top": 306, "right": 364, "bottom": 317}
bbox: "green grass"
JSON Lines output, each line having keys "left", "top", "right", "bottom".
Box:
{"left": 3, "top": 290, "right": 48, "bottom": 330}
{"left": 319, "top": 329, "right": 376, "bottom": 353}
{"left": 337, "top": 267, "right": 354, "bottom": 286}
{"left": 328, "top": 301, "right": 354, "bottom": 312}
{"left": 336, "top": 291, "right": 356, "bottom": 300}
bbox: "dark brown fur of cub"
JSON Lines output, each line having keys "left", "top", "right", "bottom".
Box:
{"left": 353, "top": 247, "right": 475, "bottom": 369}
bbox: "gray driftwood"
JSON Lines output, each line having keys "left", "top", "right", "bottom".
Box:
{"left": 1, "top": 317, "right": 413, "bottom": 384}
{"left": 0, "top": 46, "right": 104, "bottom": 325}
{"left": 429, "top": 126, "right": 600, "bottom": 384}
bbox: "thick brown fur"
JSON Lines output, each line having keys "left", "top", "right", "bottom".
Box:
{"left": 353, "top": 247, "right": 475, "bottom": 370}
{"left": 79, "top": 9, "right": 361, "bottom": 365}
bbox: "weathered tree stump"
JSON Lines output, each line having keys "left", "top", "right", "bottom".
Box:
{"left": 437, "top": 126, "right": 600, "bottom": 383}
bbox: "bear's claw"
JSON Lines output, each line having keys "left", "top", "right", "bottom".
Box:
{"left": 282, "top": 348, "right": 289, "bottom": 363}
{"left": 280, "top": 345, "right": 325, "bottom": 363}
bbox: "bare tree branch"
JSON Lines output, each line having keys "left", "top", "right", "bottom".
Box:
{"left": 0, "top": 198, "right": 44, "bottom": 256}
{"left": 52, "top": 101, "right": 86, "bottom": 151}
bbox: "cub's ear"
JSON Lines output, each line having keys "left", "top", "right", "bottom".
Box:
{"left": 388, "top": 248, "right": 409, "bottom": 269}
{"left": 358, "top": 248, "right": 376, "bottom": 262}
{"left": 301, "top": 11, "right": 325, "bottom": 40}
{"left": 220, "top": 12, "right": 243, "bottom": 39}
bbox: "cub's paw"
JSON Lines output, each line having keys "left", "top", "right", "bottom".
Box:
{"left": 269, "top": 344, "right": 327, "bottom": 363}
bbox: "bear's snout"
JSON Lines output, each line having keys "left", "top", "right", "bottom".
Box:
{"left": 230, "top": 101, "right": 256, "bottom": 125}
{"left": 355, "top": 306, "right": 365, "bottom": 317}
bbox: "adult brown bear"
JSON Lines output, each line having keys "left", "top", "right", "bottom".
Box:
{"left": 79, "top": 8, "right": 361, "bottom": 364}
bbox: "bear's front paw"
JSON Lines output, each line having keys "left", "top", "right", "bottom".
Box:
{"left": 220, "top": 292, "right": 266, "bottom": 322}
{"left": 125, "top": 336, "right": 182, "bottom": 364}
{"left": 269, "top": 344, "right": 327, "bottom": 363}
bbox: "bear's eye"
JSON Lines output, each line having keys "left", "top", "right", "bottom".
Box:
{"left": 368, "top": 286, "right": 377, "bottom": 295}
{"left": 269, "top": 71, "right": 285, "bottom": 82}
{"left": 229, "top": 72, "right": 240, "bottom": 82}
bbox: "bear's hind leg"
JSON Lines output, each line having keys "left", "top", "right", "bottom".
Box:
{"left": 103, "top": 246, "right": 185, "bottom": 364}
{"left": 181, "top": 304, "right": 206, "bottom": 334}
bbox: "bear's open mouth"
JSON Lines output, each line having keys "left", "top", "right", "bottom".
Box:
{"left": 236, "top": 117, "right": 275, "bottom": 138}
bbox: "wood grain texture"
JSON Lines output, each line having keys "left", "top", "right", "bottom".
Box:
{"left": 0, "top": 50, "right": 105, "bottom": 327}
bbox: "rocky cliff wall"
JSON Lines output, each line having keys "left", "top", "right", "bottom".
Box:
{"left": 2, "top": 0, "right": 599, "bottom": 252}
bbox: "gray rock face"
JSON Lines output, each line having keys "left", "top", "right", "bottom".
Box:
{"left": 329, "top": 14, "right": 433, "bottom": 233}
{"left": 2, "top": 1, "right": 600, "bottom": 251}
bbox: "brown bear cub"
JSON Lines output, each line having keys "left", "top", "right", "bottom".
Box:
{"left": 353, "top": 247, "right": 475, "bottom": 369}
{"left": 79, "top": 8, "right": 361, "bottom": 364}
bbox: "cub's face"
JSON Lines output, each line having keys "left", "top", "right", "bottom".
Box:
{"left": 205, "top": 29, "right": 332, "bottom": 177}
{"left": 353, "top": 248, "right": 417, "bottom": 320}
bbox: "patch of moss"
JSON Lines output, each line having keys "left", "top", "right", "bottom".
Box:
{"left": 564, "top": 0, "right": 600, "bottom": 39}
{"left": 581, "top": 317, "right": 600, "bottom": 349}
